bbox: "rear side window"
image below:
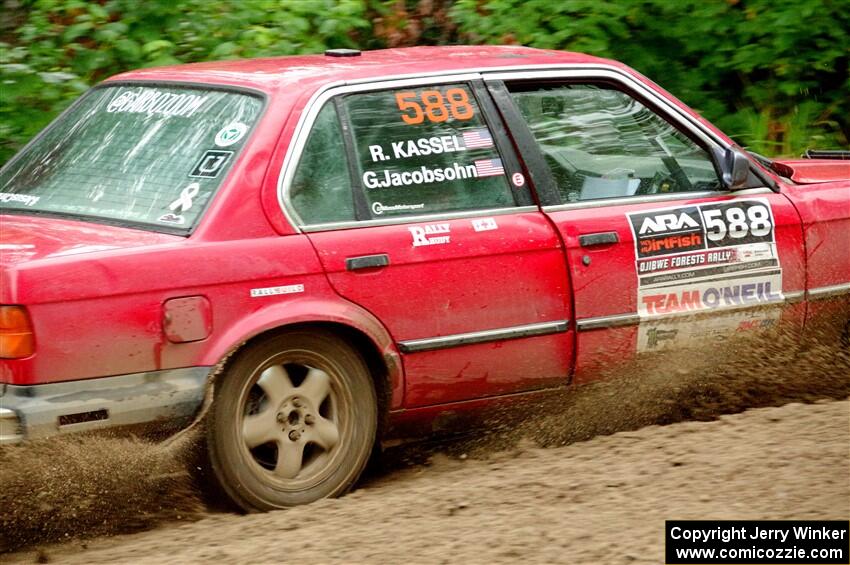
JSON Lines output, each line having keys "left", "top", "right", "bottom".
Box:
{"left": 508, "top": 83, "right": 722, "bottom": 203}
{"left": 0, "top": 85, "right": 263, "bottom": 231}
{"left": 344, "top": 84, "right": 515, "bottom": 218}
{"left": 290, "top": 103, "right": 355, "bottom": 224}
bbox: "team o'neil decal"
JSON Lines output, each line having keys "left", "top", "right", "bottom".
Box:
{"left": 627, "top": 198, "right": 783, "bottom": 319}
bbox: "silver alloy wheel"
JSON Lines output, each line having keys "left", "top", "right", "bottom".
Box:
{"left": 206, "top": 330, "right": 377, "bottom": 510}
{"left": 239, "top": 361, "right": 346, "bottom": 488}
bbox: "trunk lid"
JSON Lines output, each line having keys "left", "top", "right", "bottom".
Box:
{"left": 0, "top": 214, "right": 182, "bottom": 270}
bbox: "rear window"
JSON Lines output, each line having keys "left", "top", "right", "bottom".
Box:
{"left": 0, "top": 84, "right": 264, "bottom": 231}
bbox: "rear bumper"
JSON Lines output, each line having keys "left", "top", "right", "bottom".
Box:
{"left": 0, "top": 367, "right": 210, "bottom": 444}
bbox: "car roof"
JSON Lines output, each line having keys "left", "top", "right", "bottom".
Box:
{"left": 106, "top": 45, "right": 617, "bottom": 94}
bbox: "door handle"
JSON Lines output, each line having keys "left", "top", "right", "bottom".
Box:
{"left": 346, "top": 254, "right": 390, "bottom": 271}
{"left": 579, "top": 232, "right": 619, "bottom": 247}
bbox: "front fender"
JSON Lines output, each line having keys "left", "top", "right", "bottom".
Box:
{"left": 200, "top": 295, "right": 404, "bottom": 408}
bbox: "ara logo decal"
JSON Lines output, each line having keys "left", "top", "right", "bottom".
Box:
{"left": 628, "top": 206, "right": 705, "bottom": 258}
{"left": 638, "top": 212, "right": 700, "bottom": 234}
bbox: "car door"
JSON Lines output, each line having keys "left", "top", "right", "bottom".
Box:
{"left": 485, "top": 73, "right": 806, "bottom": 384}
{"left": 281, "top": 78, "right": 573, "bottom": 407}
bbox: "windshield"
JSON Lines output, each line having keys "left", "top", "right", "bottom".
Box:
{"left": 0, "top": 84, "right": 263, "bottom": 231}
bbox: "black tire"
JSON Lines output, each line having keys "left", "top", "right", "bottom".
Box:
{"left": 206, "top": 329, "right": 377, "bottom": 511}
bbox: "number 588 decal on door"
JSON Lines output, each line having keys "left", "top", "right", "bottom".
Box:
{"left": 700, "top": 200, "right": 775, "bottom": 248}
{"left": 627, "top": 198, "right": 782, "bottom": 319}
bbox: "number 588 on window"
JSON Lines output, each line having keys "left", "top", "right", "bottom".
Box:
{"left": 395, "top": 88, "right": 475, "bottom": 125}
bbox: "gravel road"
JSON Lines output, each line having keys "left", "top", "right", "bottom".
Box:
{"left": 3, "top": 340, "right": 848, "bottom": 564}
{"left": 4, "top": 398, "right": 847, "bottom": 564}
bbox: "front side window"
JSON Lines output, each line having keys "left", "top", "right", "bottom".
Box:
{"left": 344, "top": 83, "right": 515, "bottom": 218}
{"left": 508, "top": 83, "right": 722, "bottom": 203}
{"left": 0, "top": 84, "right": 263, "bottom": 231}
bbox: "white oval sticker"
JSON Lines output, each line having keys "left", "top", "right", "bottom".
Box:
{"left": 215, "top": 122, "right": 248, "bottom": 147}
{"left": 512, "top": 172, "right": 526, "bottom": 187}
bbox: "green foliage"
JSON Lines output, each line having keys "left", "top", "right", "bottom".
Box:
{"left": 451, "top": 0, "right": 849, "bottom": 156}
{"left": 1, "top": 0, "right": 847, "bottom": 165}
{"left": 1, "top": 0, "right": 371, "bottom": 164}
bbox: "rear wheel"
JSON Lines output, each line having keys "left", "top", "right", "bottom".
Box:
{"left": 206, "top": 330, "right": 377, "bottom": 511}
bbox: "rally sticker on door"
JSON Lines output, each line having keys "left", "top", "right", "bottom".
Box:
{"left": 409, "top": 223, "right": 451, "bottom": 247}
{"left": 627, "top": 198, "right": 783, "bottom": 319}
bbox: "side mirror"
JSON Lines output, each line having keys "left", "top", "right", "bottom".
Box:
{"left": 711, "top": 147, "right": 751, "bottom": 189}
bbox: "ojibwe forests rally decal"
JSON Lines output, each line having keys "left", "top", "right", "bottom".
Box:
{"left": 627, "top": 198, "right": 784, "bottom": 352}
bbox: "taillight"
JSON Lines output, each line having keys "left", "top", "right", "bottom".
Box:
{"left": 0, "top": 305, "right": 35, "bottom": 359}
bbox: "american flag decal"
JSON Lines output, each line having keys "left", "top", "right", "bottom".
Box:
{"left": 462, "top": 128, "right": 494, "bottom": 149}
{"left": 474, "top": 158, "right": 504, "bottom": 177}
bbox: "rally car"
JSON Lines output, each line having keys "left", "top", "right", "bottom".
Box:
{"left": 1, "top": 46, "right": 848, "bottom": 511}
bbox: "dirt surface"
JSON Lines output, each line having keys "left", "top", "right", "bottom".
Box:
{"left": 2, "top": 338, "right": 848, "bottom": 563}
{"left": 4, "top": 398, "right": 848, "bottom": 564}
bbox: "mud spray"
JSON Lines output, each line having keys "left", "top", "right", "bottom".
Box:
{"left": 373, "top": 324, "right": 849, "bottom": 468}
{"left": 0, "top": 432, "right": 206, "bottom": 554}
{"left": 1, "top": 325, "right": 848, "bottom": 556}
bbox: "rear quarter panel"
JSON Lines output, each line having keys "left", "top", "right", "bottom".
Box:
{"left": 2, "top": 236, "right": 324, "bottom": 383}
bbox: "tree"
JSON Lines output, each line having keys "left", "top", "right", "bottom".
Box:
{"left": 1, "top": 0, "right": 846, "bottom": 165}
